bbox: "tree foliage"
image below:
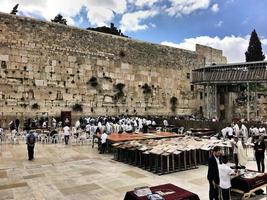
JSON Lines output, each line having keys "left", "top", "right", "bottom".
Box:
{"left": 10, "top": 4, "right": 19, "bottom": 15}
{"left": 113, "top": 83, "right": 125, "bottom": 102}
{"left": 245, "top": 29, "right": 265, "bottom": 62}
{"left": 51, "top": 14, "right": 67, "bottom": 25}
{"left": 87, "top": 23, "right": 127, "bottom": 37}
{"left": 72, "top": 103, "right": 83, "bottom": 112}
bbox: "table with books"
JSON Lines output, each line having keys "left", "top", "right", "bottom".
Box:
{"left": 123, "top": 183, "right": 200, "bottom": 200}
{"left": 231, "top": 170, "right": 267, "bottom": 199}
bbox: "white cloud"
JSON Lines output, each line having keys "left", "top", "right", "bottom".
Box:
{"left": 128, "top": 0, "right": 159, "bottom": 7}
{"left": 120, "top": 10, "right": 158, "bottom": 32}
{"left": 161, "top": 35, "right": 267, "bottom": 63}
{"left": 262, "top": 38, "right": 267, "bottom": 45}
{"left": 0, "top": 0, "right": 127, "bottom": 27}
{"left": 65, "top": 16, "right": 75, "bottom": 26}
{"left": 78, "top": 16, "right": 84, "bottom": 24}
{"left": 215, "top": 20, "right": 223, "bottom": 27}
{"left": 149, "top": 23, "right": 156, "bottom": 28}
{"left": 211, "top": 3, "right": 219, "bottom": 13}
{"left": 86, "top": 0, "right": 127, "bottom": 26}
{"left": 166, "top": 0, "right": 211, "bottom": 17}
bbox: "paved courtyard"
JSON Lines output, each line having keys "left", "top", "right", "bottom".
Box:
{"left": 0, "top": 142, "right": 266, "bottom": 200}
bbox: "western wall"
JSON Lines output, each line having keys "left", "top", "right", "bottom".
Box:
{"left": 0, "top": 12, "right": 227, "bottom": 126}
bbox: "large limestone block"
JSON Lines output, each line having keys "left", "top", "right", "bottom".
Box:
{"left": 0, "top": 55, "right": 9, "bottom": 61}
{"left": 21, "top": 56, "right": 28, "bottom": 63}
{"left": 68, "top": 56, "right": 76, "bottom": 62}
{"left": 121, "top": 63, "right": 129, "bottom": 69}
{"left": 35, "top": 80, "right": 47, "bottom": 87}
{"left": 52, "top": 60, "right": 57, "bottom": 66}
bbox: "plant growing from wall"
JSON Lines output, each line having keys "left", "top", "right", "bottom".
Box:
{"left": 87, "top": 76, "right": 98, "bottom": 87}
{"left": 170, "top": 96, "right": 178, "bottom": 113}
{"left": 113, "top": 83, "right": 125, "bottom": 102}
{"left": 31, "top": 103, "right": 40, "bottom": 110}
{"left": 72, "top": 103, "right": 83, "bottom": 112}
{"left": 142, "top": 83, "right": 153, "bottom": 107}
{"left": 142, "top": 83, "right": 152, "bottom": 94}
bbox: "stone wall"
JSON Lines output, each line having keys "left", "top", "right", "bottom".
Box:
{"left": 196, "top": 44, "right": 227, "bottom": 66}
{"left": 0, "top": 12, "right": 226, "bottom": 126}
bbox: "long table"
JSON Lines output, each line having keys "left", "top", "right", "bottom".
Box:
{"left": 231, "top": 170, "right": 267, "bottom": 199}
{"left": 124, "top": 183, "right": 200, "bottom": 200}
{"left": 92, "top": 132, "right": 180, "bottom": 148}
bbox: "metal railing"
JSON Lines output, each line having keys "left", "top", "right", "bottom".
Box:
{"left": 192, "top": 61, "right": 267, "bottom": 84}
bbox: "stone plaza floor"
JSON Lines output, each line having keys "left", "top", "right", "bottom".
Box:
{"left": 0, "top": 142, "right": 266, "bottom": 200}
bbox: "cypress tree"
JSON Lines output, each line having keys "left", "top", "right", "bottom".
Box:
{"left": 245, "top": 29, "right": 265, "bottom": 62}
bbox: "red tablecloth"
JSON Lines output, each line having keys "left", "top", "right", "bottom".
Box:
{"left": 231, "top": 171, "right": 267, "bottom": 193}
{"left": 123, "top": 183, "right": 200, "bottom": 200}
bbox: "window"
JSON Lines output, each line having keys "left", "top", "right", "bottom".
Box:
{"left": 1, "top": 61, "right": 7, "bottom": 69}
{"left": 200, "top": 92, "right": 203, "bottom": 100}
{"left": 190, "top": 85, "right": 194, "bottom": 91}
{"left": 186, "top": 73, "right": 190, "bottom": 79}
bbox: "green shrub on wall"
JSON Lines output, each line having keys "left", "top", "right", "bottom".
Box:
{"left": 87, "top": 76, "right": 98, "bottom": 87}
{"left": 31, "top": 103, "right": 40, "bottom": 110}
{"left": 170, "top": 96, "right": 178, "bottom": 113}
{"left": 72, "top": 103, "right": 83, "bottom": 112}
{"left": 113, "top": 83, "right": 125, "bottom": 101}
{"left": 142, "top": 83, "right": 152, "bottom": 94}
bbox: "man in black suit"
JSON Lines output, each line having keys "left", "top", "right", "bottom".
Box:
{"left": 254, "top": 136, "right": 265, "bottom": 173}
{"left": 207, "top": 146, "right": 222, "bottom": 200}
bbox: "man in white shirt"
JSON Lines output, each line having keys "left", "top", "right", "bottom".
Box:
{"left": 233, "top": 123, "right": 240, "bottom": 137}
{"left": 100, "top": 131, "right": 108, "bottom": 154}
{"left": 259, "top": 126, "right": 266, "bottom": 135}
{"left": 125, "top": 123, "right": 133, "bottom": 133}
{"left": 241, "top": 124, "right": 248, "bottom": 142}
{"left": 63, "top": 125, "right": 70, "bottom": 145}
{"left": 227, "top": 125, "right": 234, "bottom": 139}
{"left": 85, "top": 123, "right": 91, "bottom": 133}
{"left": 219, "top": 155, "right": 235, "bottom": 200}
{"left": 221, "top": 127, "right": 228, "bottom": 139}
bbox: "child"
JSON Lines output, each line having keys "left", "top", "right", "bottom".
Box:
{"left": 219, "top": 155, "right": 236, "bottom": 200}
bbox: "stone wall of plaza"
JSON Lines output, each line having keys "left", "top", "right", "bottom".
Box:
{"left": 0, "top": 12, "right": 227, "bottom": 126}
{"left": 195, "top": 44, "right": 227, "bottom": 66}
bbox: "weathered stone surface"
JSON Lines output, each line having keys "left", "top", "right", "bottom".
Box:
{"left": 0, "top": 12, "right": 227, "bottom": 126}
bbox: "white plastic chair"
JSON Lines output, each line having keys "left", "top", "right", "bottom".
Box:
{"left": 52, "top": 134, "right": 60, "bottom": 144}
{"left": 39, "top": 134, "right": 48, "bottom": 144}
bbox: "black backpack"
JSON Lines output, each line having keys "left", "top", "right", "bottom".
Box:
{"left": 28, "top": 134, "right": 35, "bottom": 145}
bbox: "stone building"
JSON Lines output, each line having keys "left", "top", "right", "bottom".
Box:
{"left": 0, "top": 12, "right": 226, "bottom": 126}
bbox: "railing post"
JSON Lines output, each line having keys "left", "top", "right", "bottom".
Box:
{"left": 247, "top": 82, "right": 250, "bottom": 122}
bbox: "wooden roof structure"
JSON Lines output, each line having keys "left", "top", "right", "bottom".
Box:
{"left": 192, "top": 61, "right": 267, "bottom": 85}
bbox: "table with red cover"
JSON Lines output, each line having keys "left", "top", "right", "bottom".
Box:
{"left": 231, "top": 172, "right": 267, "bottom": 193}
{"left": 123, "top": 183, "right": 200, "bottom": 200}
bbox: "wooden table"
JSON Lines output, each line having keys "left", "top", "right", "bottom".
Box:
{"left": 92, "top": 132, "right": 180, "bottom": 148}
{"left": 123, "top": 183, "right": 200, "bottom": 200}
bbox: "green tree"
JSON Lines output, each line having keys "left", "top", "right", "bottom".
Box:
{"left": 87, "top": 23, "right": 127, "bottom": 37}
{"left": 10, "top": 4, "right": 19, "bottom": 15}
{"left": 245, "top": 29, "right": 265, "bottom": 62}
{"left": 51, "top": 14, "right": 67, "bottom": 25}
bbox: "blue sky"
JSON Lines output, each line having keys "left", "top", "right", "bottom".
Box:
{"left": 0, "top": 0, "right": 266, "bottom": 62}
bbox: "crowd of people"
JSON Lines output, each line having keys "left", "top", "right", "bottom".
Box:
{"left": 208, "top": 122, "right": 266, "bottom": 200}
{"left": 0, "top": 116, "right": 164, "bottom": 159}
